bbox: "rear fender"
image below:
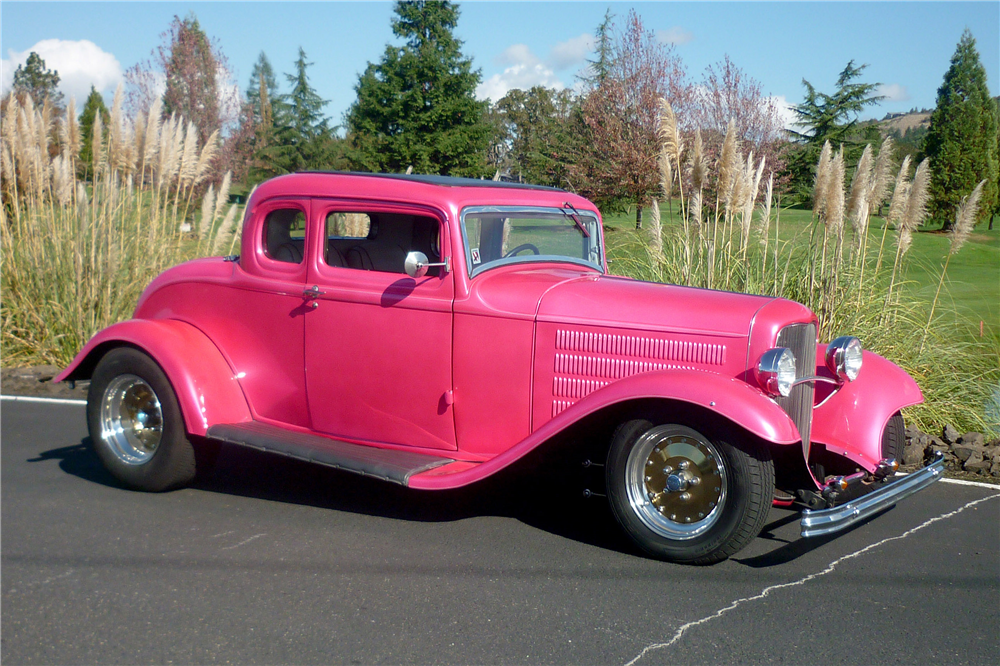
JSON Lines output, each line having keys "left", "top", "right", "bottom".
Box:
{"left": 55, "top": 319, "right": 252, "bottom": 436}
{"left": 410, "top": 369, "right": 799, "bottom": 490}
{"left": 811, "top": 347, "right": 923, "bottom": 471}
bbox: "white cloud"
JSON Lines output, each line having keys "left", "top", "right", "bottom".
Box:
{"left": 876, "top": 83, "right": 911, "bottom": 102}
{"left": 656, "top": 27, "right": 694, "bottom": 45}
{"left": 1, "top": 39, "right": 122, "bottom": 103}
{"left": 549, "top": 33, "right": 596, "bottom": 70}
{"left": 477, "top": 44, "right": 564, "bottom": 102}
{"left": 769, "top": 95, "right": 798, "bottom": 131}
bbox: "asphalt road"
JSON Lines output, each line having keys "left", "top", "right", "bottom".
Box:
{"left": 3, "top": 398, "right": 999, "bottom": 665}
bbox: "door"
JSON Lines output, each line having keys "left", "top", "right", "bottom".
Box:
{"left": 220, "top": 198, "right": 312, "bottom": 427}
{"left": 304, "top": 203, "right": 457, "bottom": 451}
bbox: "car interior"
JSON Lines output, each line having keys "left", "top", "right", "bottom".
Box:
{"left": 263, "top": 208, "right": 442, "bottom": 276}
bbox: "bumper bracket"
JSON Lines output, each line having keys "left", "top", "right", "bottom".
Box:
{"left": 800, "top": 452, "right": 945, "bottom": 538}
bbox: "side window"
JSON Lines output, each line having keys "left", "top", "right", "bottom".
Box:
{"left": 263, "top": 209, "right": 306, "bottom": 264}
{"left": 323, "top": 211, "right": 441, "bottom": 276}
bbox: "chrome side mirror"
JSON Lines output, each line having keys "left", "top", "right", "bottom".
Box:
{"left": 404, "top": 251, "right": 448, "bottom": 278}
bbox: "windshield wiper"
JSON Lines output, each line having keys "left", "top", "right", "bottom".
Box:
{"left": 562, "top": 202, "right": 591, "bottom": 238}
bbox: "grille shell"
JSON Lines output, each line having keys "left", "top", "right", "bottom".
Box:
{"left": 775, "top": 323, "right": 817, "bottom": 452}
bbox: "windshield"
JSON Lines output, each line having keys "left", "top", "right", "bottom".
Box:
{"left": 460, "top": 206, "right": 603, "bottom": 277}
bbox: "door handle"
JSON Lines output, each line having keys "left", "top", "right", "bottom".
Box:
{"left": 303, "top": 285, "right": 326, "bottom": 299}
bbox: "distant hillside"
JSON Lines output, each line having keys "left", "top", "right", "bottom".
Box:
{"left": 879, "top": 110, "right": 931, "bottom": 134}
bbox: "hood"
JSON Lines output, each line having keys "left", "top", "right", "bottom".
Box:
{"left": 536, "top": 274, "right": 777, "bottom": 337}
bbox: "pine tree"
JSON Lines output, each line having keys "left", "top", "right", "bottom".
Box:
{"left": 78, "top": 86, "right": 110, "bottom": 172}
{"left": 346, "top": 0, "right": 489, "bottom": 176}
{"left": 255, "top": 48, "right": 336, "bottom": 176}
{"left": 923, "top": 30, "right": 999, "bottom": 229}
{"left": 246, "top": 51, "right": 279, "bottom": 126}
{"left": 785, "top": 61, "right": 883, "bottom": 202}
{"left": 12, "top": 52, "right": 64, "bottom": 109}
{"left": 580, "top": 9, "right": 615, "bottom": 87}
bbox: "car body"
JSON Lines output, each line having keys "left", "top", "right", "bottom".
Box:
{"left": 58, "top": 172, "right": 943, "bottom": 564}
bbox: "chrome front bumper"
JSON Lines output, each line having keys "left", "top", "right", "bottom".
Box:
{"left": 800, "top": 452, "right": 945, "bottom": 538}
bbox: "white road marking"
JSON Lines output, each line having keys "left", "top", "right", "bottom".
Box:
{"left": 624, "top": 492, "right": 1000, "bottom": 666}
{"left": 940, "top": 477, "right": 1000, "bottom": 490}
{"left": 1, "top": 395, "right": 86, "bottom": 406}
{"left": 221, "top": 534, "right": 266, "bottom": 550}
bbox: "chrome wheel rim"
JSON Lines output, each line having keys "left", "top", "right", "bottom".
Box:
{"left": 624, "top": 425, "right": 727, "bottom": 540}
{"left": 99, "top": 374, "right": 163, "bottom": 465}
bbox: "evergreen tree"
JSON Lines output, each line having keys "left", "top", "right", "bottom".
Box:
{"left": 785, "top": 61, "right": 882, "bottom": 201}
{"left": 346, "top": 0, "right": 490, "bottom": 176}
{"left": 78, "top": 86, "right": 110, "bottom": 170}
{"left": 923, "top": 30, "right": 999, "bottom": 229}
{"left": 580, "top": 9, "right": 615, "bottom": 87}
{"left": 254, "top": 48, "right": 336, "bottom": 177}
{"left": 12, "top": 52, "right": 64, "bottom": 109}
{"left": 488, "top": 86, "right": 581, "bottom": 187}
{"left": 246, "top": 51, "right": 279, "bottom": 126}
{"left": 161, "top": 13, "right": 221, "bottom": 144}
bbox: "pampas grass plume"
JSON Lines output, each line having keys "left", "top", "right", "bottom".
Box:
{"left": 690, "top": 129, "right": 706, "bottom": 191}
{"left": 813, "top": 141, "right": 832, "bottom": 218}
{"left": 826, "top": 148, "right": 845, "bottom": 237}
{"left": 950, "top": 179, "right": 985, "bottom": 255}
{"left": 649, "top": 199, "right": 663, "bottom": 258}
{"left": 886, "top": 155, "right": 912, "bottom": 227}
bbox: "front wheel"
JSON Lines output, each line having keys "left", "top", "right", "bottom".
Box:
{"left": 87, "top": 347, "right": 197, "bottom": 491}
{"left": 606, "top": 420, "right": 774, "bottom": 564}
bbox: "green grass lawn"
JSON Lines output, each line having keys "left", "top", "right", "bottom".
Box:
{"left": 600, "top": 204, "right": 999, "bottom": 341}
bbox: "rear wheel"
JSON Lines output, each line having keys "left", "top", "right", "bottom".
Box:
{"left": 87, "top": 347, "right": 197, "bottom": 491}
{"left": 606, "top": 419, "right": 774, "bottom": 564}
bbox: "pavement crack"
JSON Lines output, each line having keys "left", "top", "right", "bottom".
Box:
{"left": 221, "top": 533, "right": 266, "bottom": 550}
{"left": 623, "top": 492, "right": 1000, "bottom": 666}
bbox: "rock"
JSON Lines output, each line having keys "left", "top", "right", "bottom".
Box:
{"left": 958, "top": 432, "right": 986, "bottom": 447}
{"left": 964, "top": 451, "right": 990, "bottom": 474}
{"left": 952, "top": 443, "right": 982, "bottom": 463}
{"left": 942, "top": 424, "right": 960, "bottom": 444}
{"left": 992, "top": 451, "right": 1000, "bottom": 464}
{"left": 905, "top": 425, "right": 922, "bottom": 440}
{"left": 992, "top": 462, "right": 1000, "bottom": 478}
{"left": 901, "top": 442, "right": 924, "bottom": 466}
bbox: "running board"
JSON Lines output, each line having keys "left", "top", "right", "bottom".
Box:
{"left": 800, "top": 452, "right": 945, "bottom": 538}
{"left": 207, "top": 422, "right": 453, "bottom": 486}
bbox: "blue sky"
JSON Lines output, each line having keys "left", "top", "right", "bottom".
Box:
{"left": 2, "top": 1, "right": 998, "bottom": 132}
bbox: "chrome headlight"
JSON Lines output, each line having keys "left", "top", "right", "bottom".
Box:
{"left": 826, "top": 336, "right": 863, "bottom": 382}
{"left": 757, "top": 348, "right": 796, "bottom": 397}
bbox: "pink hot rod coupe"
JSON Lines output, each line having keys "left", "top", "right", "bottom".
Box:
{"left": 58, "top": 172, "right": 943, "bottom": 564}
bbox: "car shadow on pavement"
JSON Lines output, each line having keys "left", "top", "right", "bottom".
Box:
{"left": 735, "top": 508, "right": 890, "bottom": 567}
{"left": 30, "top": 437, "right": 636, "bottom": 558}
{"left": 26, "top": 437, "right": 120, "bottom": 488}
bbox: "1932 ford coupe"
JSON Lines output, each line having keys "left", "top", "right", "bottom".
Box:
{"left": 58, "top": 172, "right": 943, "bottom": 564}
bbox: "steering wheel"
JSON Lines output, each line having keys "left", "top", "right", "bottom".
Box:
{"left": 504, "top": 243, "right": 540, "bottom": 258}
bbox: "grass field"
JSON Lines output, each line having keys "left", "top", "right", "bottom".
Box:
{"left": 601, "top": 204, "right": 1000, "bottom": 342}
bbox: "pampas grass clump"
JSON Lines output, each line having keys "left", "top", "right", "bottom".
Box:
{"left": 1, "top": 87, "right": 242, "bottom": 366}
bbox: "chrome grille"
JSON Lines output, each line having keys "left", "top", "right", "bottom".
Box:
{"left": 776, "top": 323, "right": 816, "bottom": 452}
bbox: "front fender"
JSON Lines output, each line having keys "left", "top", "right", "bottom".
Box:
{"left": 410, "top": 369, "right": 798, "bottom": 490}
{"left": 55, "top": 319, "right": 252, "bottom": 436}
{"left": 811, "top": 347, "right": 923, "bottom": 470}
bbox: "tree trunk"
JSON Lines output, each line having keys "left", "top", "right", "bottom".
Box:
{"left": 990, "top": 212, "right": 995, "bottom": 231}
{"left": 635, "top": 206, "right": 642, "bottom": 230}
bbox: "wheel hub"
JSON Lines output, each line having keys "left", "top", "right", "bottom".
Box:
{"left": 626, "top": 426, "right": 728, "bottom": 539}
{"left": 100, "top": 374, "right": 163, "bottom": 465}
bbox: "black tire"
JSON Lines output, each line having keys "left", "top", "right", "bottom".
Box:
{"left": 606, "top": 419, "right": 774, "bottom": 564}
{"left": 881, "top": 411, "right": 905, "bottom": 462}
{"left": 87, "top": 347, "right": 197, "bottom": 491}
